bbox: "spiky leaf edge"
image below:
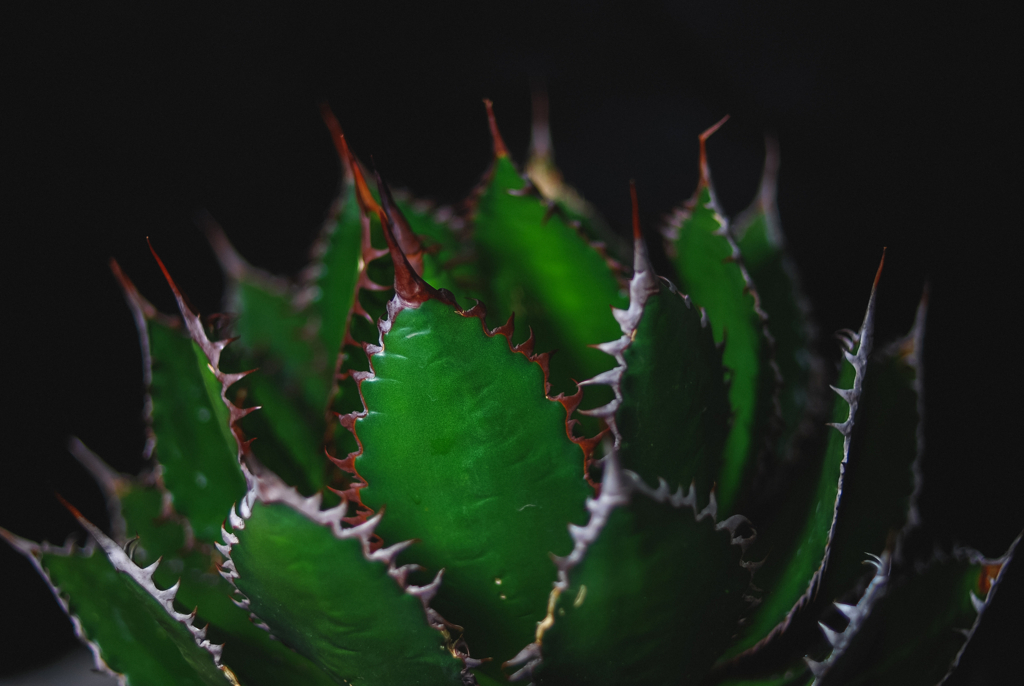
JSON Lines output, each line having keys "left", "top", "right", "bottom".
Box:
{"left": 150, "top": 230, "right": 481, "bottom": 676}
{"left": 725, "top": 253, "right": 886, "bottom": 667}
{"left": 333, "top": 178, "right": 607, "bottom": 523}
{"left": 660, "top": 117, "right": 784, "bottom": 513}
{"left": 502, "top": 190, "right": 761, "bottom": 683}
{"left": 806, "top": 533, "right": 1021, "bottom": 683}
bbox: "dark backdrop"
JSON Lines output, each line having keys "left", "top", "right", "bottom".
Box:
{"left": 3, "top": 1, "right": 1019, "bottom": 680}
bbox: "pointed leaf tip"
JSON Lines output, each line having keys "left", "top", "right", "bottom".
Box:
{"left": 318, "top": 102, "right": 349, "bottom": 163}
{"left": 484, "top": 98, "right": 509, "bottom": 159}
{"left": 873, "top": 247, "right": 887, "bottom": 290}
{"left": 374, "top": 172, "right": 449, "bottom": 308}
{"left": 374, "top": 169, "right": 425, "bottom": 275}
{"left": 698, "top": 114, "right": 730, "bottom": 183}
{"left": 528, "top": 84, "right": 551, "bottom": 161}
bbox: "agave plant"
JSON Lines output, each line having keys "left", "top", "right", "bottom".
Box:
{"left": 2, "top": 102, "right": 1017, "bottom": 686}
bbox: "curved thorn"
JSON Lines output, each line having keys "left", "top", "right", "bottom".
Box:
{"left": 483, "top": 99, "right": 509, "bottom": 159}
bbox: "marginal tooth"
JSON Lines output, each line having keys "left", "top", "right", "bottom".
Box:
{"left": 819, "top": 621, "right": 842, "bottom": 648}
{"left": 956, "top": 627, "right": 972, "bottom": 638}
{"left": 206, "top": 644, "right": 224, "bottom": 662}
{"left": 155, "top": 580, "right": 180, "bottom": 604}
{"left": 864, "top": 553, "right": 883, "bottom": 570}
{"left": 696, "top": 490, "right": 718, "bottom": 522}
{"left": 193, "top": 624, "right": 208, "bottom": 641}
{"left": 347, "top": 512, "right": 383, "bottom": 540}
{"left": 834, "top": 602, "right": 858, "bottom": 620}
{"left": 139, "top": 560, "right": 161, "bottom": 580}
{"left": 580, "top": 368, "right": 620, "bottom": 387}
{"left": 214, "top": 541, "right": 231, "bottom": 558}
{"left": 806, "top": 657, "right": 826, "bottom": 677}
{"left": 239, "top": 497, "right": 252, "bottom": 520}
{"left": 229, "top": 506, "right": 245, "bottom": 530}
{"left": 830, "top": 385, "right": 856, "bottom": 404}
{"left": 231, "top": 597, "right": 250, "bottom": 610}
{"left": 579, "top": 400, "right": 619, "bottom": 418}
{"left": 408, "top": 570, "right": 443, "bottom": 604}
{"left": 828, "top": 420, "right": 852, "bottom": 436}
{"left": 970, "top": 591, "right": 985, "bottom": 613}
{"left": 221, "top": 527, "right": 239, "bottom": 546}
{"left": 568, "top": 523, "right": 592, "bottom": 543}
{"left": 375, "top": 539, "right": 414, "bottom": 566}
{"left": 218, "top": 568, "right": 237, "bottom": 582}
{"left": 220, "top": 559, "right": 236, "bottom": 574}
{"left": 253, "top": 621, "right": 271, "bottom": 632}
{"left": 595, "top": 338, "right": 629, "bottom": 356}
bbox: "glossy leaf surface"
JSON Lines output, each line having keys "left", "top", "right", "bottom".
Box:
{"left": 354, "top": 298, "right": 591, "bottom": 671}
{"left": 116, "top": 478, "right": 337, "bottom": 686}
{"left": 228, "top": 499, "right": 466, "bottom": 685}
{"left": 147, "top": 317, "right": 246, "bottom": 543}
{"left": 0, "top": 525, "right": 216, "bottom": 686}
{"left": 537, "top": 487, "right": 751, "bottom": 685}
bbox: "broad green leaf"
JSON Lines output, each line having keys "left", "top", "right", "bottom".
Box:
{"left": 663, "top": 183, "right": 777, "bottom": 515}
{"left": 78, "top": 439, "right": 338, "bottom": 686}
{"left": 2, "top": 529, "right": 214, "bottom": 686}
{"left": 225, "top": 477, "right": 468, "bottom": 685}
{"left": 812, "top": 538, "right": 1018, "bottom": 685}
{"left": 534, "top": 474, "right": 752, "bottom": 685}
{"left": 590, "top": 231, "right": 730, "bottom": 510}
{"left": 735, "top": 184, "right": 817, "bottom": 465}
{"left": 353, "top": 297, "right": 591, "bottom": 673}
{"left": 114, "top": 263, "right": 246, "bottom": 544}
{"left": 471, "top": 140, "right": 626, "bottom": 400}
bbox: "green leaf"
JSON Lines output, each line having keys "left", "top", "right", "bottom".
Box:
{"left": 351, "top": 296, "right": 592, "bottom": 673}
{"left": 507, "top": 452, "right": 755, "bottom": 685}
{"left": 810, "top": 536, "right": 1019, "bottom": 685}
{"left": 221, "top": 469, "right": 471, "bottom": 685}
{"left": 2, "top": 528, "right": 216, "bottom": 686}
{"left": 586, "top": 220, "right": 730, "bottom": 510}
{"left": 728, "top": 260, "right": 883, "bottom": 657}
{"left": 734, "top": 148, "right": 820, "bottom": 466}
{"left": 233, "top": 367, "right": 328, "bottom": 495}
{"left": 204, "top": 248, "right": 333, "bottom": 496}
{"left": 524, "top": 90, "right": 630, "bottom": 264}
{"left": 71, "top": 439, "right": 337, "bottom": 686}
{"left": 469, "top": 106, "right": 626, "bottom": 400}
{"left": 662, "top": 179, "right": 778, "bottom": 515}
{"left": 113, "top": 262, "right": 246, "bottom": 544}
{"left": 308, "top": 179, "right": 366, "bottom": 368}
{"left": 817, "top": 299, "right": 924, "bottom": 603}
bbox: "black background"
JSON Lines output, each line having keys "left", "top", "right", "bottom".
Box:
{"left": 2, "top": 1, "right": 1019, "bottom": 680}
